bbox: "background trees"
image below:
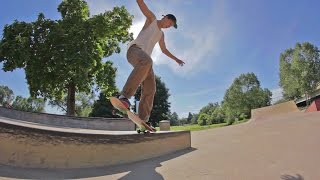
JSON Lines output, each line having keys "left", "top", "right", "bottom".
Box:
{"left": 0, "top": 0, "right": 133, "bottom": 116}
{"left": 279, "top": 42, "right": 320, "bottom": 105}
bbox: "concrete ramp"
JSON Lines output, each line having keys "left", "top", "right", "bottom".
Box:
{"left": 251, "top": 101, "right": 299, "bottom": 120}
{"left": 2, "top": 111, "right": 320, "bottom": 179}
{"left": 0, "top": 117, "right": 191, "bottom": 169}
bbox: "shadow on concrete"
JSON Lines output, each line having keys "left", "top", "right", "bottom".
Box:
{"left": 281, "top": 174, "right": 304, "bottom": 180}
{"left": 0, "top": 147, "right": 196, "bottom": 180}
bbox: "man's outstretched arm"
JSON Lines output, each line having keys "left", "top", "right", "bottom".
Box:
{"left": 136, "top": 0, "right": 156, "bottom": 22}
{"left": 159, "top": 34, "right": 185, "bottom": 66}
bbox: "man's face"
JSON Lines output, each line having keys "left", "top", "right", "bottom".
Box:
{"left": 162, "top": 17, "right": 175, "bottom": 28}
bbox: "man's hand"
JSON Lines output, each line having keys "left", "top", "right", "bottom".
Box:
{"left": 136, "top": 0, "right": 156, "bottom": 22}
{"left": 159, "top": 34, "right": 185, "bottom": 67}
{"left": 175, "top": 59, "right": 185, "bottom": 66}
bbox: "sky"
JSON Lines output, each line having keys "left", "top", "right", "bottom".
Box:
{"left": 0, "top": 0, "right": 320, "bottom": 118}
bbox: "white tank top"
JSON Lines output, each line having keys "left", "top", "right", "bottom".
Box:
{"left": 128, "top": 20, "right": 163, "bottom": 56}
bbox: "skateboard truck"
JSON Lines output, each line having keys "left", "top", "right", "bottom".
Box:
{"left": 110, "top": 97, "right": 156, "bottom": 133}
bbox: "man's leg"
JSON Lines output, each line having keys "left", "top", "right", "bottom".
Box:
{"left": 120, "top": 45, "right": 153, "bottom": 108}
{"left": 138, "top": 68, "right": 156, "bottom": 122}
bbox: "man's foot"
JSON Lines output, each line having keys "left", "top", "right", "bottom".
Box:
{"left": 146, "top": 122, "right": 156, "bottom": 131}
{"left": 118, "top": 96, "right": 131, "bottom": 110}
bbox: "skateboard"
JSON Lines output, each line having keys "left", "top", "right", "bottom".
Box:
{"left": 109, "top": 97, "right": 156, "bottom": 134}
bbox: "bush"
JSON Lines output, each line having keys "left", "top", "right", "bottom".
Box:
{"left": 197, "top": 113, "right": 209, "bottom": 126}
{"left": 227, "top": 118, "right": 235, "bottom": 125}
{"left": 239, "top": 113, "right": 247, "bottom": 120}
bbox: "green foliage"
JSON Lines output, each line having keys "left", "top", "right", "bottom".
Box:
{"left": 187, "top": 112, "right": 193, "bottom": 124}
{"left": 58, "top": 0, "right": 90, "bottom": 20}
{"left": 133, "top": 76, "right": 171, "bottom": 126}
{"left": 199, "top": 102, "right": 217, "bottom": 114}
{"left": 279, "top": 42, "right": 320, "bottom": 103}
{"left": 89, "top": 92, "right": 120, "bottom": 118}
{"left": 197, "top": 113, "right": 210, "bottom": 126}
{"left": 75, "top": 92, "right": 95, "bottom": 117}
{"left": 191, "top": 113, "right": 199, "bottom": 124}
{"left": 211, "top": 106, "right": 225, "bottom": 123}
{"left": 226, "top": 115, "right": 236, "bottom": 125}
{"left": 0, "top": 85, "right": 14, "bottom": 105}
{"left": 49, "top": 92, "right": 95, "bottom": 116}
{"left": 168, "top": 112, "right": 179, "bottom": 126}
{"left": 179, "top": 118, "right": 188, "bottom": 125}
{"left": 169, "top": 123, "right": 228, "bottom": 131}
{"left": 0, "top": 0, "right": 133, "bottom": 115}
{"left": 196, "top": 102, "right": 225, "bottom": 126}
{"left": 239, "top": 113, "right": 247, "bottom": 120}
{"left": 12, "top": 96, "right": 45, "bottom": 112}
{"left": 222, "top": 73, "right": 272, "bottom": 121}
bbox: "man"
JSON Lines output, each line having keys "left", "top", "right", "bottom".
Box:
{"left": 118, "top": 0, "right": 185, "bottom": 125}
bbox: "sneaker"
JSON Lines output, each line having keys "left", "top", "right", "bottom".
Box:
{"left": 146, "top": 121, "right": 156, "bottom": 131}
{"left": 119, "top": 97, "right": 131, "bottom": 110}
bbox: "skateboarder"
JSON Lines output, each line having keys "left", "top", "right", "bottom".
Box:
{"left": 117, "top": 0, "right": 185, "bottom": 126}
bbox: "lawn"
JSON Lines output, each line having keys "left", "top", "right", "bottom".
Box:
{"left": 156, "top": 119, "right": 249, "bottom": 131}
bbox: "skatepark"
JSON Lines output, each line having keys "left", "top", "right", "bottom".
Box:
{"left": 0, "top": 101, "right": 319, "bottom": 180}
{"left": 1, "top": 0, "right": 320, "bottom": 179}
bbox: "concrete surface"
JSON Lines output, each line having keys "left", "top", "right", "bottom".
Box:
{"left": 251, "top": 101, "right": 300, "bottom": 120}
{"left": 0, "top": 107, "right": 135, "bottom": 131}
{"left": 0, "top": 106, "right": 319, "bottom": 179}
{"left": 0, "top": 117, "right": 191, "bottom": 169}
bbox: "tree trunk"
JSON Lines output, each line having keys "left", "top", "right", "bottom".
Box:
{"left": 67, "top": 82, "right": 76, "bottom": 116}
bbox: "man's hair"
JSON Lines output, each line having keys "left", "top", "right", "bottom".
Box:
{"left": 164, "top": 14, "right": 177, "bottom": 28}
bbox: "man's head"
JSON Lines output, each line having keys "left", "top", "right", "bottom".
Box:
{"left": 160, "top": 14, "right": 177, "bottom": 29}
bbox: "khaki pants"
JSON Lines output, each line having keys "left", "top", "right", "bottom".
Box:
{"left": 121, "top": 45, "right": 156, "bottom": 122}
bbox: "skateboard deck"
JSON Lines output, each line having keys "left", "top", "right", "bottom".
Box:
{"left": 110, "top": 97, "right": 156, "bottom": 133}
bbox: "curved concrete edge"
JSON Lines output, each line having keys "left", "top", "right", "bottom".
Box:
{"left": 250, "top": 101, "right": 300, "bottom": 121}
{"left": 0, "top": 118, "right": 191, "bottom": 169}
{"left": 0, "top": 107, "right": 135, "bottom": 131}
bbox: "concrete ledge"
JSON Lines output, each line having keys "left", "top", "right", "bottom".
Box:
{"left": 0, "top": 117, "right": 191, "bottom": 169}
{"left": 0, "top": 107, "right": 134, "bottom": 131}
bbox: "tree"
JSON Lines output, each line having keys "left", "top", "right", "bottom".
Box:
{"left": 222, "top": 73, "right": 272, "bottom": 123}
{"left": 168, "top": 112, "right": 179, "bottom": 126}
{"left": 211, "top": 106, "right": 225, "bottom": 124}
{"left": 197, "top": 113, "right": 209, "bottom": 126}
{"left": 12, "top": 96, "right": 45, "bottom": 112}
{"left": 89, "top": 92, "right": 120, "bottom": 118}
{"left": 197, "top": 102, "right": 221, "bottom": 125}
{"left": 0, "top": 0, "right": 133, "bottom": 116}
{"left": 187, "top": 112, "right": 193, "bottom": 124}
{"left": 49, "top": 92, "right": 95, "bottom": 116}
{"left": 279, "top": 42, "right": 320, "bottom": 104}
{"left": 75, "top": 92, "right": 95, "bottom": 117}
{"left": 179, "top": 118, "right": 188, "bottom": 125}
{"left": 191, "top": 113, "right": 199, "bottom": 124}
{"left": 0, "top": 85, "right": 14, "bottom": 105}
{"left": 199, "top": 103, "right": 217, "bottom": 114}
{"left": 133, "top": 76, "right": 171, "bottom": 126}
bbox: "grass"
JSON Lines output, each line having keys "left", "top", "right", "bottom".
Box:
{"left": 156, "top": 119, "right": 249, "bottom": 132}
